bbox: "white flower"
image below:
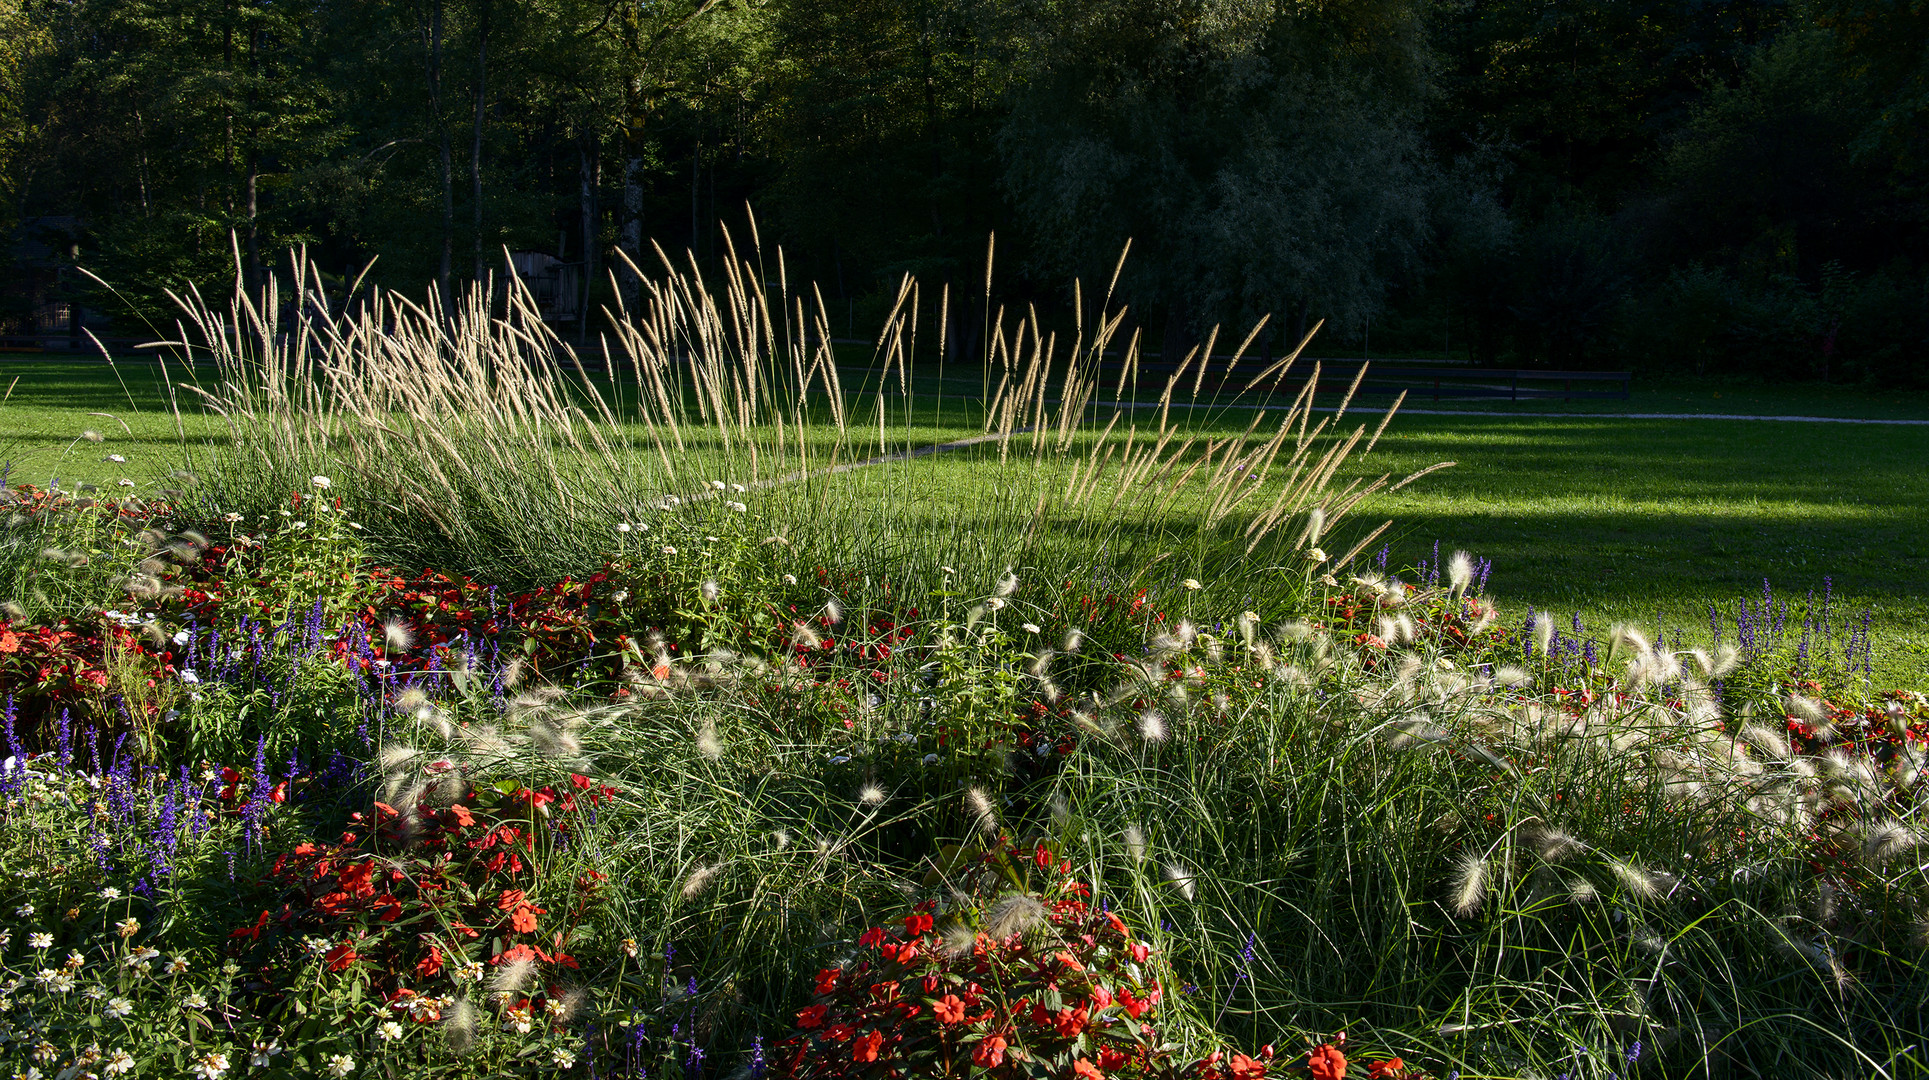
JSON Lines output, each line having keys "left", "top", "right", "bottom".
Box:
{"left": 726, "top": 501, "right": 747, "bottom": 512}
{"left": 291, "top": 520, "right": 308, "bottom": 529}
{"left": 37, "top": 969, "right": 75, "bottom": 992}
{"left": 377, "top": 1020, "right": 404, "bottom": 1042}
{"left": 190, "top": 1049, "right": 231, "bottom": 1079}
{"left": 552, "top": 1046, "right": 578, "bottom": 1068}
{"left": 710, "top": 479, "right": 727, "bottom": 490}
{"left": 616, "top": 522, "right": 631, "bottom": 533}
{"left": 180, "top": 991, "right": 208, "bottom": 1009}
{"left": 248, "top": 1039, "right": 281, "bottom": 1067}
{"left": 453, "top": 960, "right": 485, "bottom": 983}
{"left": 15, "top": 904, "right": 32, "bottom": 917}
{"left": 922, "top": 753, "right": 940, "bottom": 766}
{"left": 986, "top": 597, "right": 1006, "bottom": 611}
{"left": 1022, "top": 623, "right": 1041, "bottom": 634}
{"left": 27, "top": 932, "right": 51, "bottom": 949}
{"left": 84, "top": 983, "right": 106, "bottom": 999}
{"left": 782, "top": 574, "right": 797, "bottom": 586}
{"left": 117, "top": 478, "right": 136, "bottom": 487}
{"left": 503, "top": 1006, "right": 534, "bottom": 1034}
{"left": 312, "top": 475, "right": 332, "bottom": 489}
{"left": 100, "top": 886, "right": 122, "bottom": 901}
{"left": 103, "top": 996, "right": 133, "bottom": 1019}
{"left": 115, "top": 918, "right": 140, "bottom": 938}
{"left": 661, "top": 546, "right": 677, "bottom": 556}
{"left": 222, "top": 512, "right": 242, "bottom": 523}
{"left": 1182, "top": 578, "right": 1202, "bottom": 590}
{"left": 103, "top": 1050, "right": 135, "bottom": 1076}
{"left": 106, "top": 454, "right": 126, "bottom": 463}
{"left": 325, "top": 1053, "right": 356, "bottom": 1078}
{"left": 179, "top": 669, "right": 200, "bottom": 685}
{"left": 1305, "top": 547, "right": 1328, "bottom": 564}
{"left": 165, "top": 955, "right": 189, "bottom": 975}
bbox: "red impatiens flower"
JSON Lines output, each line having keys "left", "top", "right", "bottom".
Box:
{"left": 933, "top": 995, "right": 967, "bottom": 1025}
{"left": 1228, "top": 1053, "right": 1267, "bottom": 1080}
{"left": 797, "top": 1004, "right": 830, "bottom": 1029}
{"left": 323, "top": 942, "right": 358, "bottom": 971}
{"left": 972, "top": 1034, "right": 1008, "bottom": 1068}
{"left": 903, "top": 912, "right": 934, "bottom": 936}
{"left": 415, "top": 944, "right": 443, "bottom": 978}
{"left": 1364, "top": 1060, "right": 1404, "bottom": 1080}
{"left": 852, "top": 1030, "right": 884, "bottom": 1063}
{"left": 1307, "top": 1044, "right": 1347, "bottom": 1080}
{"left": 1074, "top": 1058, "right": 1105, "bottom": 1080}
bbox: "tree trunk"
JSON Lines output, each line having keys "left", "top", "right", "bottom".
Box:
{"left": 428, "top": 0, "right": 453, "bottom": 304}
{"left": 620, "top": 149, "right": 644, "bottom": 305}
{"left": 579, "top": 135, "right": 599, "bottom": 342}
{"left": 470, "top": 3, "right": 490, "bottom": 284}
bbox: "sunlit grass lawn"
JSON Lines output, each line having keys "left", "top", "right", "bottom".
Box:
{"left": 8, "top": 356, "right": 1927, "bottom": 686}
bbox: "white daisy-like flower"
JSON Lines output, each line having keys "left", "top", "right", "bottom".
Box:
{"left": 726, "top": 501, "right": 747, "bottom": 512}
{"left": 661, "top": 545, "right": 677, "bottom": 556}
{"left": 27, "top": 932, "right": 51, "bottom": 949}
{"left": 377, "top": 1020, "right": 404, "bottom": 1041}
{"left": 782, "top": 574, "right": 797, "bottom": 586}
{"left": 453, "top": 960, "right": 485, "bottom": 983}
{"left": 15, "top": 903, "right": 33, "bottom": 917}
{"left": 180, "top": 991, "right": 208, "bottom": 1009}
{"left": 311, "top": 475, "right": 332, "bottom": 489}
{"left": 179, "top": 669, "right": 200, "bottom": 684}
{"left": 249, "top": 1039, "right": 281, "bottom": 1067}
{"left": 37, "top": 969, "right": 75, "bottom": 993}
{"left": 117, "top": 478, "right": 136, "bottom": 487}
{"left": 99, "top": 886, "right": 122, "bottom": 901}
{"left": 103, "top": 996, "right": 133, "bottom": 1019}
{"left": 291, "top": 520, "right": 307, "bottom": 529}
{"left": 1182, "top": 578, "right": 1202, "bottom": 590}
{"left": 325, "top": 1053, "right": 355, "bottom": 1078}
{"left": 222, "top": 512, "right": 242, "bottom": 523}
{"left": 1022, "top": 623, "right": 1041, "bottom": 634}
{"left": 103, "top": 1050, "right": 135, "bottom": 1076}
{"left": 710, "top": 479, "right": 727, "bottom": 490}
{"left": 165, "top": 955, "right": 190, "bottom": 975}
{"left": 107, "top": 454, "right": 126, "bottom": 463}
{"left": 729, "top": 483, "right": 746, "bottom": 493}
{"left": 190, "top": 1049, "right": 231, "bottom": 1079}
{"left": 116, "top": 918, "right": 140, "bottom": 938}
{"left": 616, "top": 522, "right": 631, "bottom": 533}
{"left": 552, "top": 1046, "right": 578, "bottom": 1068}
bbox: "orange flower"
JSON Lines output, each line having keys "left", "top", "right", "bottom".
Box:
{"left": 1074, "top": 1058, "right": 1105, "bottom": 1080}
{"left": 323, "top": 942, "right": 358, "bottom": 971}
{"left": 1229, "top": 1053, "right": 1266, "bottom": 1080}
{"left": 853, "top": 1030, "right": 884, "bottom": 1063}
{"left": 934, "top": 995, "right": 967, "bottom": 1025}
{"left": 1365, "top": 1060, "right": 1404, "bottom": 1080}
{"left": 973, "top": 1035, "right": 1008, "bottom": 1069}
{"left": 415, "top": 945, "right": 443, "bottom": 978}
{"left": 1307, "top": 1044, "right": 1347, "bottom": 1080}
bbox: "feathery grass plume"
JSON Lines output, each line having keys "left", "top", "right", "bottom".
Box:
{"left": 382, "top": 620, "right": 414, "bottom": 652}
{"left": 1608, "top": 858, "right": 1664, "bottom": 901}
{"left": 1123, "top": 824, "right": 1148, "bottom": 861}
{"left": 1527, "top": 821, "right": 1589, "bottom": 864}
{"left": 857, "top": 782, "right": 886, "bottom": 806}
{"left": 1235, "top": 610, "right": 1259, "bottom": 648}
{"left": 1163, "top": 862, "right": 1197, "bottom": 901}
{"left": 986, "top": 894, "right": 1049, "bottom": 939}
{"left": 377, "top": 743, "right": 420, "bottom": 774}
{"left": 444, "top": 998, "right": 478, "bottom": 1054}
{"left": 994, "top": 568, "right": 1019, "bottom": 597}
{"left": 1028, "top": 649, "right": 1056, "bottom": 679}
{"left": 964, "top": 786, "right": 999, "bottom": 837}
{"left": 1447, "top": 550, "right": 1473, "bottom": 594}
{"left": 942, "top": 920, "right": 979, "bottom": 957}
{"left": 1450, "top": 852, "right": 1489, "bottom": 916}
{"left": 530, "top": 715, "right": 582, "bottom": 759}
{"left": 791, "top": 620, "right": 822, "bottom": 649}
{"left": 1533, "top": 611, "right": 1557, "bottom": 656}
{"left": 1494, "top": 665, "right": 1531, "bottom": 688}
{"left": 1567, "top": 876, "right": 1600, "bottom": 905}
{"left": 700, "top": 580, "right": 720, "bottom": 603}
{"left": 695, "top": 720, "right": 723, "bottom": 761}
{"left": 1862, "top": 821, "right": 1922, "bottom": 866}
{"left": 823, "top": 599, "right": 843, "bottom": 625}
{"left": 681, "top": 862, "right": 723, "bottom": 900}
{"left": 1136, "top": 709, "right": 1169, "bottom": 743}
{"left": 1063, "top": 627, "right": 1086, "bottom": 653}
{"left": 1300, "top": 506, "right": 1326, "bottom": 548}
{"left": 490, "top": 958, "right": 537, "bottom": 998}
{"left": 1739, "top": 723, "right": 1791, "bottom": 760}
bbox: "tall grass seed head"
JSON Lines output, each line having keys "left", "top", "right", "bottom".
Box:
{"left": 1447, "top": 549, "right": 1473, "bottom": 593}
{"left": 964, "top": 786, "right": 999, "bottom": 836}
{"left": 985, "top": 894, "right": 1049, "bottom": 939}
{"left": 1163, "top": 862, "right": 1197, "bottom": 901}
{"left": 1136, "top": 709, "right": 1168, "bottom": 743}
{"left": 1450, "top": 852, "right": 1488, "bottom": 916}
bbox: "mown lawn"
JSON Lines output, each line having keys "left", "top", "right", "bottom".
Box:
{"left": 7, "top": 356, "right": 1926, "bottom": 686}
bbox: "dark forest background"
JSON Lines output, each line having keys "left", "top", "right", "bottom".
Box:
{"left": 1, "top": 0, "right": 1925, "bottom": 382}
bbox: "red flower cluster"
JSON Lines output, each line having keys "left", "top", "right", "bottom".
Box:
{"left": 231, "top": 773, "right": 621, "bottom": 1003}
{"left": 775, "top": 868, "right": 1180, "bottom": 1080}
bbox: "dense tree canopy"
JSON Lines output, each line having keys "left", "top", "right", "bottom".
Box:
{"left": 1, "top": 0, "right": 1924, "bottom": 382}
